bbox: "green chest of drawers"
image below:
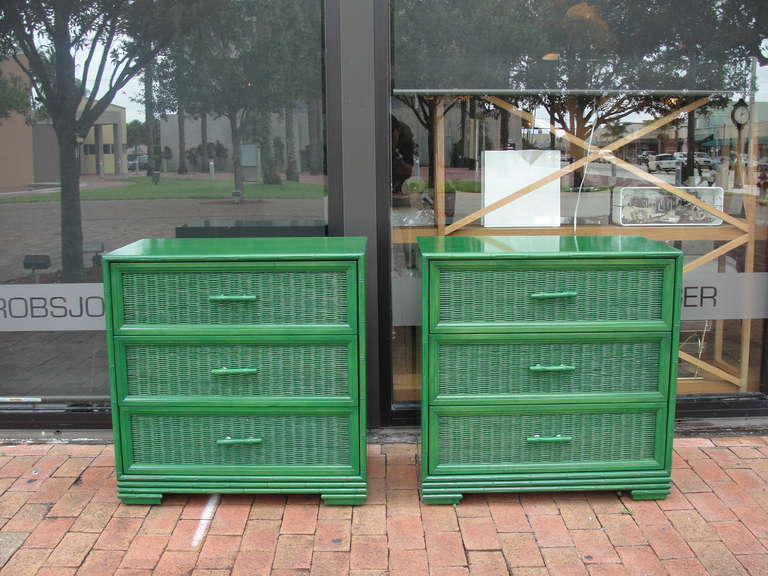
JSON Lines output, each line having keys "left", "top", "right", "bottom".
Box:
{"left": 103, "top": 237, "right": 367, "bottom": 506}
{"left": 417, "top": 236, "right": 682, "bottom": 505}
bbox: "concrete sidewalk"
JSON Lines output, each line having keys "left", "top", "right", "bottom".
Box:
{"left": 0, "top": 437, "right": 766, "bottom": 575}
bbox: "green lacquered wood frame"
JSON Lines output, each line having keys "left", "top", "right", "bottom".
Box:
{"left": 109, "top": 261, "right": 358, "bottom": 335}
{"left": 119, "top": 404, "right": 360, "bottom": 476}
{"left": 427, "top": 403, "right": 667, "bottom": 476}
{"left": 104, "top": 237, "right": 367, "bottom": 262}
{"left": 663, "top": 251, "right": 684, "bottom": 473}
{"left": 416, "top": 235, "right": 681, "bottom": 260}
{"left": 418, "top": 236, "right": 682, "bottom": 504}
{"left": 103, "top": 237, "right": 367, "bottom": 506}
{"left": 428, "top": 258, "right": 676, "bottom": 333}
{"left": 428, "top": 332, "right": 671, "bottom": 405}
{"left": 114, "top": 334, "right": 359, "bottom": 407}
{"left": 420, "top": 468, "right": 672, "bottom": 505}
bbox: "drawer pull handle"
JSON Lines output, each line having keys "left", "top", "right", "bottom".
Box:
{"left": 211, "top": 367, "right": 260, "bottom": 376}
{"left": 530, "top": 291, "right": 578, "bottom": 300}
{"left": 209, "top": 295, "right": 258, "bottom": 302}
{"left": 526, "top": 434, "right": 573, "bottom": 443}
{"left": 529, "top": 364, "right": 576, "bottom": 373}
{"left": 216, "top": 437, "right": 263, "bottom": 446}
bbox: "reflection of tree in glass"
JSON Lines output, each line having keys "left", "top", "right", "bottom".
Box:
{"left": 154, "top": 0, "right": 325, "bottom": 197}
{"left": 393, "top": 0, "right": 767, "bottom": 185}
{"left": 0, "top": 0, "right": 196, "bottom": 281}
{"left": 0, "top": 62, "right": 29, "bottom": 123}
{"left": 126, "top": 119, "right": 146, "bottom": 151}
{"left": 155, "top": 44, "right": 191, "bottom": 174}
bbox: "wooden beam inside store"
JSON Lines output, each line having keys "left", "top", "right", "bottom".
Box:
{"left": 683, "top": 234, "right": 749, "bottom": 274}
{"left": 679, "top": 351, "right": 741, "bottom": 386}
{"left": 677, "top": 378, "right": 742, "bottom": 395}
{"left": 392, "top": 224, "right": 748, "bottom": 245}
{"left": 434, "top": 98, "right": 446, "bottom": 235}
{"left": 739, "top": 194, "right": 757, "bottom": 390}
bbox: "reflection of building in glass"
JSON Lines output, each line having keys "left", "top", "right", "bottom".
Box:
{"left": 0, "top": 65, "right": 128, "bottom": 191}
{"left": 158, "top": 104, "right": 324, "bottom": 180}
{"left": 0, "top": 57, "right": 33, "bottom": 193}
{"left": 696, "top": 102, "right": 768, "bottom": 159}
{"left": 32, "top": 102, "right": 127, "bottom": 182}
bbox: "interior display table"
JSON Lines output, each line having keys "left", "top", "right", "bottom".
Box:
{"left": 417, "top": 235, "right": 682, "bottom": 505}
{"left": 103, "top": 237, "right": 367, "bottom": 505}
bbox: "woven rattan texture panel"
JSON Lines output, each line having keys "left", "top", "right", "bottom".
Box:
{"left": 439, "top": 268, "right": 664, "bottom": 324}
{"left": 125, "top": 343, "right": 350, "bottom": 398}
{"left": 131, "top": 413, "right": 350, "bottom": 466}
{"left": 437, "top": 411, "right": 657, "bottom": 465}
{"left": 437, "top": 340, "right": 661, "bottom": 396}
{"left": 121, "top": 270, "right": 348, "bottom": 326}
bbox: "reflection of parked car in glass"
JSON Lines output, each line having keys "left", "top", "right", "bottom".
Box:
{"left": 127, "top": 154, "right": 149, "bottom": 172}
{"left": 694, "top": 152, "right": 712, "bottom": 168}
{"left": 647, "top": 153, "right": 677, "bottom": 173}
{"left": 674, "top": 152, "right": 712, "bottom": 168}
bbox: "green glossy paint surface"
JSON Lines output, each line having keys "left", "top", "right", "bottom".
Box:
{"left": 419, "top": 235, "right": 682, "bottom": 504}
{"left": 417, "top": 235, "right": 680, "bottom": 259}
{"left": 104, "top": 237, "right": 367, "bottom": 505}
{"left": 104, "top": 236, "right": 367, "bottom": 261}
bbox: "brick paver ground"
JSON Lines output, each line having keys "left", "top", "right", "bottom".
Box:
{"left": 0, "top": 437, "right": 767, "bottom": 575}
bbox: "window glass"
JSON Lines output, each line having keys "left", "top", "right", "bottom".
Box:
{"left": 390, "top": 0, "right": 768, "bottom": 406}
{"left": 0, "top": 1, "right": 328, "bottom": 407}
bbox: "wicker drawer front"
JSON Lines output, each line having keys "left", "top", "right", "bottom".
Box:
{"left": 123, "top": 408, "right": 357, "bottom": 475}
{"left": 112, "top": 262, "right": 356, "bottom": 332}
{"left": 431, "top": 259, "right": 673, "bottom": 332}
{"left": 431, "top": 333, "right": 669, "bottom": 403}
{"left": 429, "top": 405, "right": 664, "bottom": 475}
{"left": 117, "top": 336, "right": 357, "bottom": 402}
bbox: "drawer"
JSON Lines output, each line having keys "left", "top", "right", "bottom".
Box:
{"left": 428, "top": 259, "right": 675, "bottom": 332}
{"left": 109, "top": 261, "right": 357, "bottom": 334}
{"left": 120, "top": 406, "right": 359, "bottom": 476}
{"left": 428, "top": 404, "right": 666, "bottom": 475}
{"left": 429, "top": 333, "right": 670, "bottom": 404}
{"left": 115, "top": 336, "right": 358, "bottom": 405}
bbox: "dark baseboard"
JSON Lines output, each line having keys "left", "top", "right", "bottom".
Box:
{"left": 676, "top": 393, "right": 768, "bottom": 418}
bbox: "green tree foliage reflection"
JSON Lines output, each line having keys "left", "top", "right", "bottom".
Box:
{"left": 0, "top": 0, "right": 191, "bottom": 281}
{"left": 152, "top": 0, "right": 324, "bottom": 198}
{"left": 392, "top": 0, "right": 767, "bottom": 184}
{"left": 0, "top": 59, "right": 30, "bottom": 123}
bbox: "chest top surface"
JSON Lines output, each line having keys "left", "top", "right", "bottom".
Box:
{"left": 104, "top": 237, "right": 367, "bottom": 262}
{"left": 417, "top": 235, "right": 681, "bottom": 260}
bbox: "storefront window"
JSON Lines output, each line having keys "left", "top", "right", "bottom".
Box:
{"left": 0, "top": 1, "right": 328, "bottom": 411}
{"left": 390, "top": 1, "right": 768, "bottom": 408}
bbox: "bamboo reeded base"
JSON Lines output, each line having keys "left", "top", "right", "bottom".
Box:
{"left": 118, "top": 476, "right": 368, "bottom": 506}
{"left": 420, "top": 470, "right": 672, "bottom": 505}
